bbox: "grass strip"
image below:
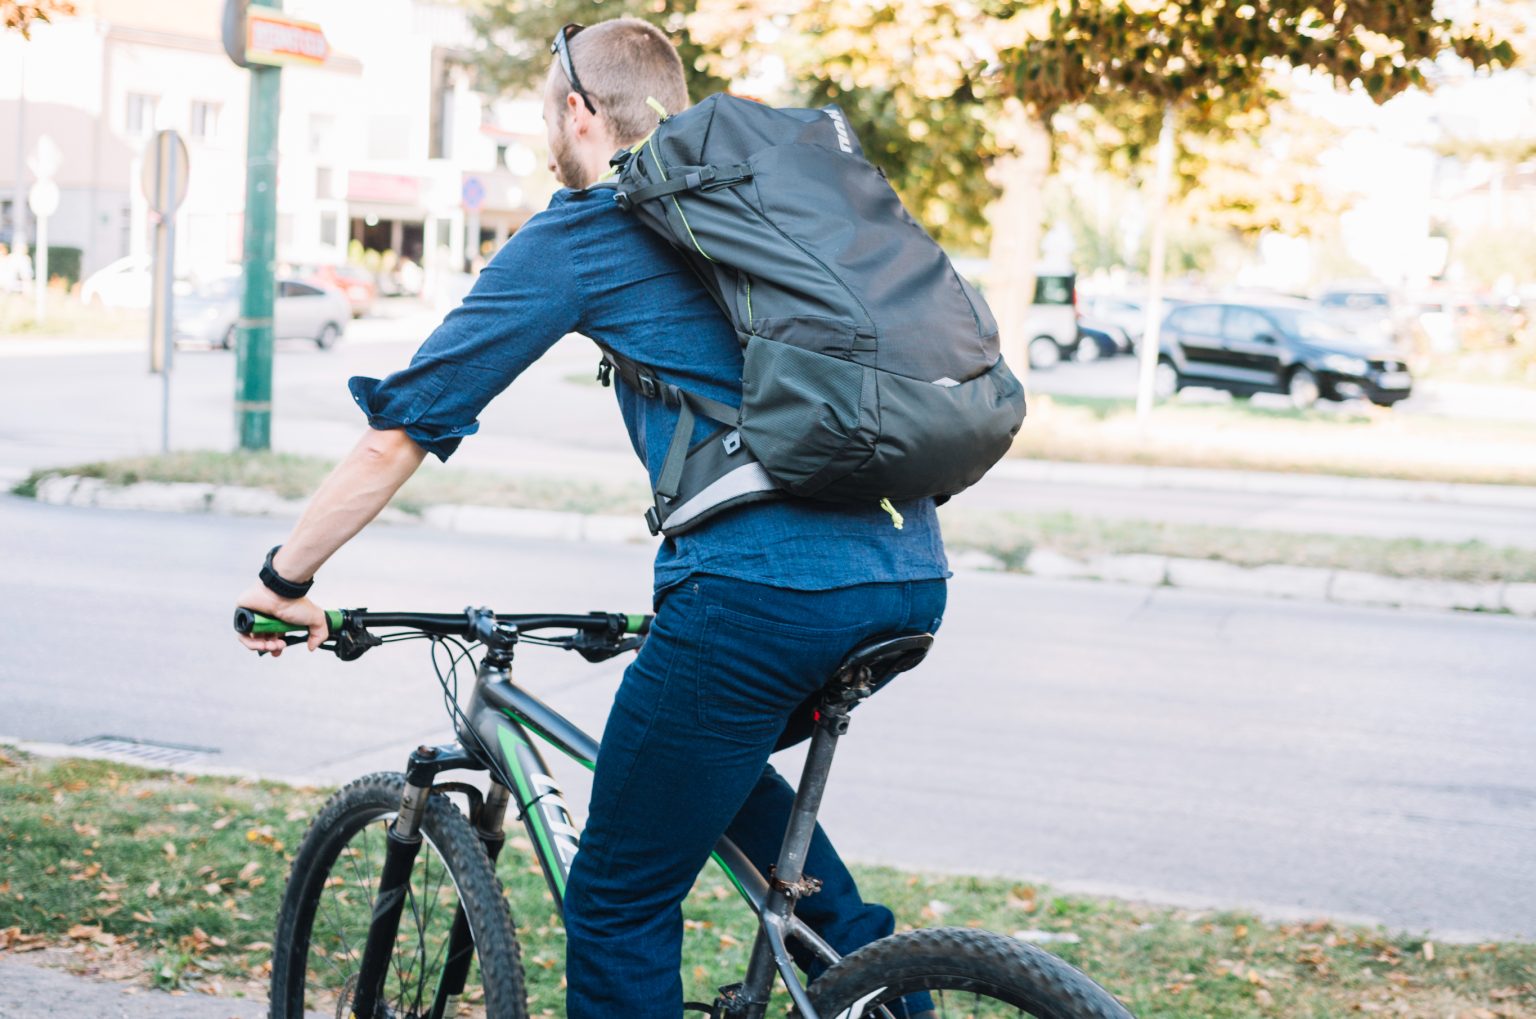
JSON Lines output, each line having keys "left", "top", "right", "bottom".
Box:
{"left": 940, "top": 508, "right": 1536, "bottom": 585}
{"left": 16, "top": 451, "right": 1536, "bottom": 587}
{"left": 12, "top": 451, "right": 650, "bottom": 518}
{"left": 1014, "top": 395, "right": 1536, "bottom": 487}
{"left": 1, "top": 750, "right": 1531, "bottom": 1017}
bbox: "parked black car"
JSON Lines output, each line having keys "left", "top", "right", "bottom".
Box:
{"left": 1157, "top": 300, "right": 1413, "bottom": 409}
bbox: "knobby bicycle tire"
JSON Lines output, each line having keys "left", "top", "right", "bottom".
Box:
{"left": 268, "top": 772, "right": 527, "bottom": 1019}
{"left": 804, "top": 926, "right": 1136, "bottom": 1019}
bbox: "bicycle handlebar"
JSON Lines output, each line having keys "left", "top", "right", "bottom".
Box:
{"left": 233, "top": 606, "right": 652, "bottom": 660}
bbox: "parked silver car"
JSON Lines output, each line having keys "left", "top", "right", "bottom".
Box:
{"left": 174, "top": 275, "right": 350, "bottom": 350}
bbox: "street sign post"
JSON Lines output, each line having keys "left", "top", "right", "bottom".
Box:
{"left": 26, "top": 135, "right": 61, "bottom": 323}
{"left": 26, "top": 177, "right": 58, "bottom": 323}
{"left": 143, "top": 129, "right": 190, "bottom": 453}
{"left": 462, "top": 175, "right": 486, "bottom": 269}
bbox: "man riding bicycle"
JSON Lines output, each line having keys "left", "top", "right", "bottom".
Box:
{"left": 234, "top": 18, "right": 948, "bottom": 1017}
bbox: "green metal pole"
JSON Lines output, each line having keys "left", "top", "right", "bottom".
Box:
{"left": 236, "top": 0, "right": 281, "bottom": 451}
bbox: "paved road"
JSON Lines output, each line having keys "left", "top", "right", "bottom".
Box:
{"left": 2, "top": 496, "right": 1533, "bottom": 940}
{"left": 3, "top": 327, "right": 1535, "bottom": 549}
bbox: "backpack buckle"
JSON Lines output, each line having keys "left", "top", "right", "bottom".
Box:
{"left": 722, "top": 431, "right": 742, "bottom": 455}
{"left": 596, "top": 360, "right": 614, "bottom": 387}
{"left": 644, "top": 506, "right": 662, "bottom": 536}
{"left": 637, "top": 374, "right": 659, "bottom": 399}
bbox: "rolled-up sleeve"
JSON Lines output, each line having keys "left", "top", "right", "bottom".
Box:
{"left": 348, "top": 203, "right": 584, "bottom": 461}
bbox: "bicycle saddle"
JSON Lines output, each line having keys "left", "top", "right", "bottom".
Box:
{"left": 832, "top": 632, "right": 933, "bottom": 686}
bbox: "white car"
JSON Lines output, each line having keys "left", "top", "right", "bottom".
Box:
{"left": 174, "top": 275, "right": 351, "bottom": 350}
{"left": 80, "top": 255, "right": 153, "bottom": 310}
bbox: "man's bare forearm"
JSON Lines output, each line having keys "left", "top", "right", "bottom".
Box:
{"left": 270, "top": 428, "right": 427, "bottom": 581}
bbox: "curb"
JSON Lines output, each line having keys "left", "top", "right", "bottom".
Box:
{"left": 989, "top": 458, "right": 1536, "bottom": 510}
{"left": 25, "top": 476, "right": 1536, "bottom": 619}
{"left": 951, "top": 547, "right": 1535, "bottom": 618}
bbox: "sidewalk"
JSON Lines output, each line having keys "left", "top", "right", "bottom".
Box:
{"left": 0, "top": 955, "right": 265, "bottom": 1019}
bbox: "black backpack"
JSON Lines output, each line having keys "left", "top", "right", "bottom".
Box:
{"left": 602, "top": 93, "right": 1026, "bottom": 536}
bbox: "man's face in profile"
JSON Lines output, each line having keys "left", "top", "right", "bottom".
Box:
{"left": 544, "top": 71, "right": 588, "bottom": 190}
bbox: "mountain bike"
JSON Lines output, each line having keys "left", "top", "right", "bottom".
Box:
{"left": 235, "top": 604, "right": 1135, "bottom": 1019}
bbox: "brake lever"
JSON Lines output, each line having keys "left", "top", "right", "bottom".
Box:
{"left": 573, "top": 635, "right": 645, "bottom": 663}
{"left": 255, "top": 633, "right": 312, "bottom": 657}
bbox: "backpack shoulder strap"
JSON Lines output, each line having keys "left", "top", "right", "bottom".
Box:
{"left": 591, "top": 341, "right": 761, "bottom": 530}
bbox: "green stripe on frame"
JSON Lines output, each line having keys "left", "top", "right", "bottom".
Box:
{"left": 496, "top": 723, "right": 566, "bottom": 898}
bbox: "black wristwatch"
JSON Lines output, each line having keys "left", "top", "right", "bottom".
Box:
{"left": 259, "top": 545, "right": 314, "bottom": 600}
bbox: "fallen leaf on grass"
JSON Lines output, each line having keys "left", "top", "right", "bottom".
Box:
{"left": 1, "top": 927, "right": 50, "bottom": 953}
{"left": 162, "top": 842, "right": 177, "bottom": 861}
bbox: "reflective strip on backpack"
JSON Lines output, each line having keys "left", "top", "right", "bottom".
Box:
{"left": 660, "top": 461, "right": 777, "bottom": 533}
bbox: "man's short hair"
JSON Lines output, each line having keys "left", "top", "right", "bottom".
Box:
{"left": 552, "top": 18, "right": 689, "bottom": 145}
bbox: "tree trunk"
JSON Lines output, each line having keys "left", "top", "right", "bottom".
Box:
{"left": 986, "top": 102, "right": 1053, "bottom": 379}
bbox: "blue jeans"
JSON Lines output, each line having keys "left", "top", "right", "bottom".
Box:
{"left": 564, "top": 573, "right": 947, "bottom": 1018}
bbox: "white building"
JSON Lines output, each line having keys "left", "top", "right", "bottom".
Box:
{"left": 0, "top": 0, "right": 552, "bottom": 291}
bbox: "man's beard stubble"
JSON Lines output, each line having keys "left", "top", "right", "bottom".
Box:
{"left": 550, "top": 119, "right": 588, "bottom": 190}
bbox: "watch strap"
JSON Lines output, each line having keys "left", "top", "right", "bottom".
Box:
{"left": 259, "top": 545, "right": 314, "bottom": 600}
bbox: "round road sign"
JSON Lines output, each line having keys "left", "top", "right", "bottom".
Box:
{"left": 28, "top": 178, "right": 60, "bottom": 219}
{"left": 141, "top": 130, "right": 191, "bottom": 216}
{"left": 462, "top": 175, "right": 486, "bottom": 212}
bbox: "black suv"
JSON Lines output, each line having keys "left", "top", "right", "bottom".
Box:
{"left": 1157, "top": 300, "right": 1413, "bottom": 409}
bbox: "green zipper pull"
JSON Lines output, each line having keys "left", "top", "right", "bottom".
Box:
{"left": 879, "top": 497, "right": 905, "bottom": 530}
{"left": 646, "top": 96, "right": 670, "bottom": 119}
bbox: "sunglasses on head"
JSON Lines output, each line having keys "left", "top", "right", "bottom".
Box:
{"left": 550, "top": 23, "right": 598, "bottom": 115}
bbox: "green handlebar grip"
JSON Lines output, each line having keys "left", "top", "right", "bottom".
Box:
{"left": 233, "top": 607, "right": 343, "bottom": 636}
{"left": 625, "top": 613, "right": 652, "bottom": 635}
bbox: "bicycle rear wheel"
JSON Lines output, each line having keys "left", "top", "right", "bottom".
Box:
{"left": 805, "top": 927, "right": 1135, "bottom": 1019}
{"left": 269, "top": 772, "right": 526, "bottom": 1019}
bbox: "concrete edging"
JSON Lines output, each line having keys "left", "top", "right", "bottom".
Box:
{"left": 26, "top": 475, "right": 1536, "bottom": 619}
{"left": 945, "top": 547, "right": 1535, "bottom": 618}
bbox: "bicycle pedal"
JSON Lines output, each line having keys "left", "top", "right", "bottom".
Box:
{"left": 683, "top": 1002, "right": 720, "bottom": 1017}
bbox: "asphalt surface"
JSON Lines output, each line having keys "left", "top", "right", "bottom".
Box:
{"left": 2, "top": 496, "right": 1533, "bottom": 941}
{"left": 0, "top": 956, "right": 266, "bottom": 1019}
{"left": 3, "top": 322, "right": 1535, "bottom": 549}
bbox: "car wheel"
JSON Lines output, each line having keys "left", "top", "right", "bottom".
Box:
{"left": 1154, "top": 359, "right": 1181, "bottom": 400}
{"left": 1232, "top": 391, "right": 1252, "bottom": 402}
{"left": 1370, "top": 397, "right": 1402, "bottom": 409}
{"left": 1074, "top": 336, "right": 1101, "bottom": 363}
{"left": 315, "top": 323, "right": 340, "bottom": 350}
{"left": 1288, "top": 367, "right": 1320, "bottom": 410}
{"left": 1028, "top": 335, "right": 1061, "bottom": 371}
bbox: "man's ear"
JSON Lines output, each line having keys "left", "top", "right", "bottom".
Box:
{"left": 565, "top": 92, "right": 588, "bottom": 135}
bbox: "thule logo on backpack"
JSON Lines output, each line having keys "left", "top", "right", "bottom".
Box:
{"left": 826, "top": 109, "right": 853, "bottom": 154}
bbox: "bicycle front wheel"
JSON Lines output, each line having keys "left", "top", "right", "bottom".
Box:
{"left": 806, "top": 927, "right": 1135, "bottom": 1019}
{"left": 269, "top": 772, "right": 526, "bottom": 1019}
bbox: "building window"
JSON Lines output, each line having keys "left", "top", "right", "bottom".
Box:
{"left": 126, "top": 93, "right": 158, "bottom": 137}
{"left": 320, "top": 211, "right": 339, "bottom": 247}
{"left": 309, "top": 114, "right": 335, "bottom": 156}
{"left": 191, "top": 101, "right": 220, "bottom": 141}
{"left": 316, "top": 167, "right": 333, "bottom": 200}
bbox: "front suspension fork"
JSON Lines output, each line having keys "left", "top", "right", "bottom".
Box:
{"left": 348, "top": 744, "right": 496, "bottom": 1019}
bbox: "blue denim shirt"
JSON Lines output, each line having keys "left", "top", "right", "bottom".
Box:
{"left": 350, "top": 188, "right": 948, "bottom": 599}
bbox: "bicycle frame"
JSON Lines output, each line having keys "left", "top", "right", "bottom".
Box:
{"left": 356, "top": 646, "right": 853, "bottom": 1019}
